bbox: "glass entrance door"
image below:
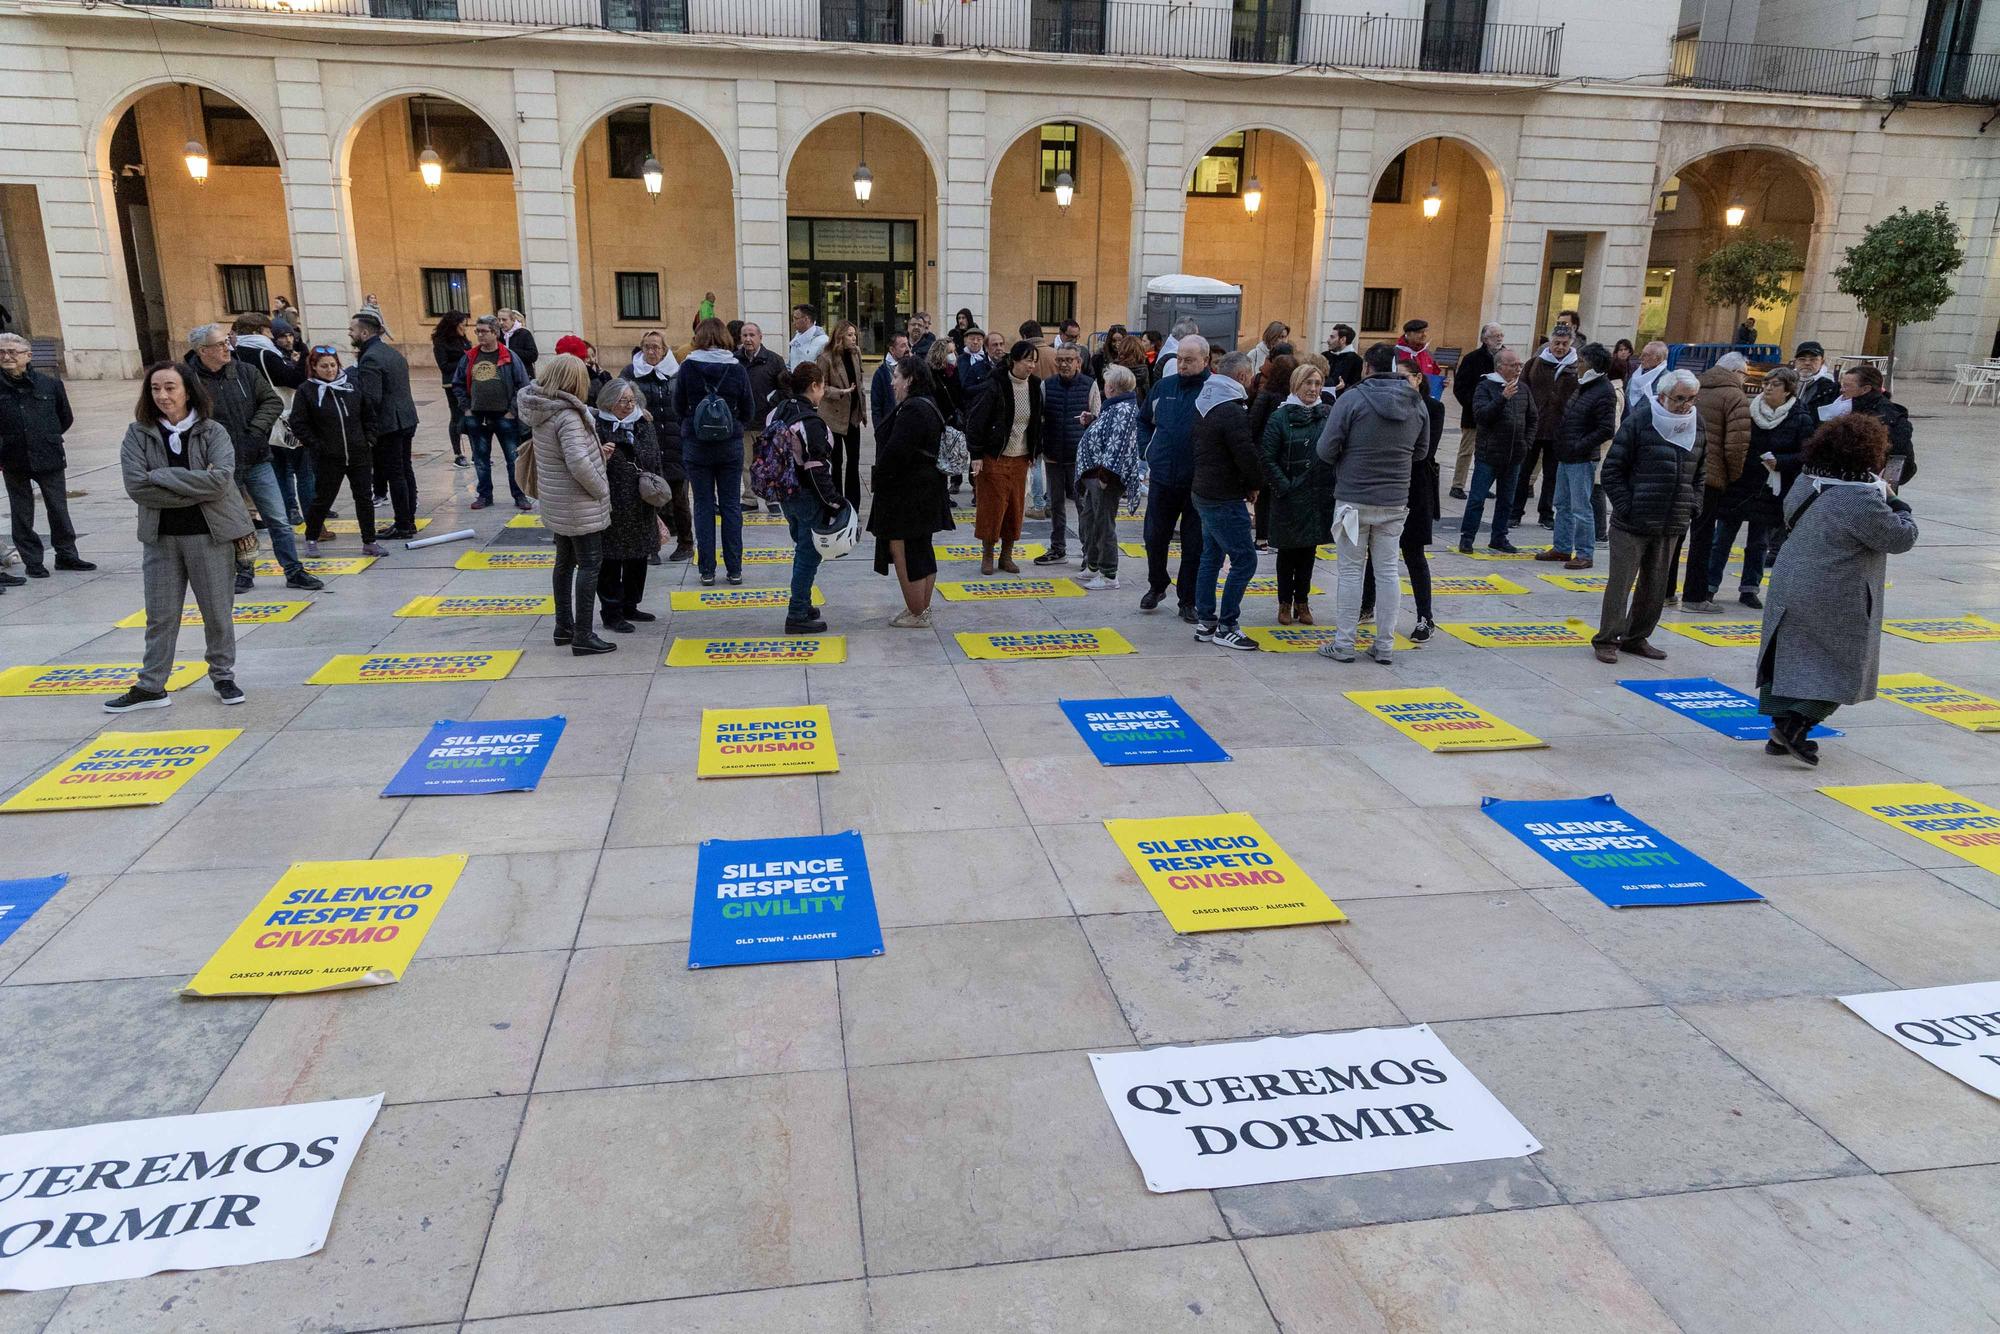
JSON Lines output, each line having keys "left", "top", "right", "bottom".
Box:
{"left": 789, "top": 218, "right": 918, "bottom": 358}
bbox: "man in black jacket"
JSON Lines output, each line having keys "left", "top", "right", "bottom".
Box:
{"left": 1594, "top": 369, "right": 1705, "bottom": 664}
{"left": 1037, "top": 343, "right": 1100, "bottom": 566}
{"left": 350, "top": 307, "right": 420, "bottom": 538}
{"left": 1189, "top": 351, "right": 1262, "bottom": 651}
{"left": 1792, "top": 341, "right": 1840, "bottom": 417}
{"left": 1460, "top": 348, "right": 1534, "bottom": 554}
{"left": 1543, "top": 342, "right": 1618, "bottom": 570}
{"left": 1838, "top": 364, "right": 1917, "bottom": 485}
{"left": 0, "top": 334, "right": 91, "bottom": 578}
{"left": 1449, "top": 323, "right": 1503, "bottom": 498}
{"left": 186, "top": 324, "right": 322, "bottom": 592}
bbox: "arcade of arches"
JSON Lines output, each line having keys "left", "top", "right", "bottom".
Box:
{"left": 77, "top": 92, "right": 1826, "bottom": 370}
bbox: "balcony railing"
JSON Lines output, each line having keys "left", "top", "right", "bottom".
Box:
{"left": 1668, "top": 37, "right": 1882, "bottom": 98}
{"left": 107, "top": 0, "right": 1563, "bottom": 78}
{"left": 1890, "top": 47, "right": 2000, "bottom": 103}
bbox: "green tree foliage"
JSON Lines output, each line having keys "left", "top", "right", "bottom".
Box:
{"left": 1697, "top": 233, "right": 1806, "bottom": 329}
{"left": 1834, "top": 203, "right": 1966, "bottom": 384}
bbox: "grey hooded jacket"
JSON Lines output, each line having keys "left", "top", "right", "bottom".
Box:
{"left": 1315, "top": 373, "right": 1427, "bottom": 508}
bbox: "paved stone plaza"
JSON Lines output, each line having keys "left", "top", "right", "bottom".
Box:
{"left": 1, "top": 377, "right": 1998, "bottom": 1333}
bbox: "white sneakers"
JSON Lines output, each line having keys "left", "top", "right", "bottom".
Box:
{"left": 1076, "top": 571, "right": 1121, "bottom": 591}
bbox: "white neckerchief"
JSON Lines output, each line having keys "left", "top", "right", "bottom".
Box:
{"left": 1809, "top": 474, "right": 1892, "bottom": 503}
{"left": 1748, "top": 394, "right": 1794, "bottom": 430}
{"left": 1538, "top": 345, "right": 1577, "bottom": 370}
{"left": 1653, "top": 404, "right": 1698, "bottom": 450}
{"left": 1283, "top": 393, "right": 1315, "bottom": 408}
{"left": 307, "top": 372, "right": 352, "bottom": 405}
{"left": 161, "top": 411, "right": 199, "bottom": 458}
{"left": 1578, "top": 369, "right": 1603, "bottom": 385}
{"left": 596, "top": 405, "right": 645, "bottom": 429}
{"left": 1819, "top": 396, "right": 1854, "bottom": 422}
{"left": 632, "top": 348, "right": 677, "bottom": 378}
{"left": 1628, "top": 362, "right": 1666, "bottom": 402}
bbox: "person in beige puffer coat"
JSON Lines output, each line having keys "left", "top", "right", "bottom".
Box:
{"left": 516, "top": 353, "right": 614, "bottom": 655}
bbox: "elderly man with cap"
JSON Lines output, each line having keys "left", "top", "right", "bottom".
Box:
{"left": 349, "top": 305, "right": 420, "bottom": 539}
{"left": 1792, "top": 341, "right": 1839, "bottom": 417}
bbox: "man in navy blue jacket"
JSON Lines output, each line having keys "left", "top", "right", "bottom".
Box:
{"left": 870, "top": 332, "right": 907, "bottom": 446}
{"left": 1137, "top": 335, "right": 1211, "bottom": 621}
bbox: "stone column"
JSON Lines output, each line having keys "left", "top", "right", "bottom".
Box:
{"left": 939, "top": 87, "right": 988, "bottom": 329}
{"left": 1319, "top": 107, "right": 1373, "bottom": 340}
{"left": 513, "top": 68, "right": 577, "bottom": 336}
{"left": 733, "top": 79, "right": 789, "bottom": 332}
{"left": 272, "top": 58, "right": 354, "bottom": 338}
{"left": 1131, "top": 98, "right": 1188, "bottom": 324}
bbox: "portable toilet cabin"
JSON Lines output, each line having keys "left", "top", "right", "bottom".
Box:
{"left": 1143, "top": 274, "right": 1243, "bottom": 352}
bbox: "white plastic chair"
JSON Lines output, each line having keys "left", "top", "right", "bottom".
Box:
{"left": 1948, "top": 363, "right": 1982, "bottom": 404}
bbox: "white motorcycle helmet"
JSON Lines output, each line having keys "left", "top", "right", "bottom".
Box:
{"left": 813, "top": 501, "right": 859, "bottom": 560}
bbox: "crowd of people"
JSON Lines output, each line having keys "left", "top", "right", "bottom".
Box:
{"left": 0, "top": 291, "right": 1922, "bottom": 761}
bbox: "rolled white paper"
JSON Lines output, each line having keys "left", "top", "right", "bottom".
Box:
{"left": 404, "top": 527, "right": 477, "bottom": 550}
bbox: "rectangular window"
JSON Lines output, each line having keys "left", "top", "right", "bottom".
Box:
{"left": 1372, "top": 152, "right": 1406, "bottom": 204}
{"left": 422, "top": 268, "right": 468, "bottom": 319}
{"left": 1360, "top": 287, "right": 1399, "bottom": 333}
{"left": 219, "top": 265, "right": 268, "bottom": 314}
{"left": 201, "top": 90, "right": 277, "bottom": 168}
{"left": 1188, "top": 131, "right": 1244, "bottom": 197}
{"left": 616, "top": 271, "right": 662, "bottom": 322}
{"left": 407, "top": 96, "right": 511, "bottom": 175}
{"left": 1655, "top": 174, "right": 1680, "bottom": 214}
{"left": 492, "top": 270, "right": 523, "bottom": 315}
{"left": 1035, "top": 281, "right": 1077, "bottom": 328}
{"left": 606, "top": 107, "right": 653, "bottom": 179}
{"left": 1038, "top": 123, "right": 1079, "bottom": 193}
{"left": 600, "top": 0, "right": 686, "bottom": 31}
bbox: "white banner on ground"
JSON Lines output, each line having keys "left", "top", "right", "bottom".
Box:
{"left": 1089, "top": 1028, "right": 1539, "bottom": 1193}
{"left": 1840, "top": 980, "right": 2000, "bottom": 1100}
{"left": 0, "top": 1094, "right": 382, "bottom": 1291}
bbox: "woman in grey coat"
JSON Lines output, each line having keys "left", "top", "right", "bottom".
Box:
{"left": 1757, "top": 413, "right": 1918, "bottom": 765}
{"left": 108, "top": 362, "right": 258, "bottom": 713}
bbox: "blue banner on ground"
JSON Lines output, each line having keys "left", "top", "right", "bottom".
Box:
{"left": 688, "top": 831, "right": 884, "bottom": 968}
{"left": 1058, "top": 696, "right": 1231, "bottom": 767}
{"left": 1482, "top": 793, "right": 1762, "bottom": 909}
{"left": 381, "top": 716, "right": 566, "bottom": 796}
{"left": 1618, "top": 677, "right": 1840, "bottom": 742}
{"left": 0, "top": 874, "right": 66, "bottom": 946}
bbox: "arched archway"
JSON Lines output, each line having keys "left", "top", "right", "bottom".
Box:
{"left": 783, "top": 111, "right": 938, "bottom": 356}
{"left": 103, "top": 82, "right": 296, "bottom": 363}
{"left": 1646, "top": 146, "right": 1822, "bottom": 347}
{"left": 1362, "top": 135, "right": 1502, "bottom": 352}
{"left": 1178, "top": 128, "right": 1325, "bottom": 352}
{"left": 985, "top": 120, "right": 1137, "bottom": 339}
{"left": 571, "top": 102, "right": 736, "bottom": 354}
{"left": 342, "top": 93, "right": 520, "bottom": 343}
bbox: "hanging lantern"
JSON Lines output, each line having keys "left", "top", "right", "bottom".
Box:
{"left": 1421, "top": 136, "right": 1442, "bottom": 220}
{"left": 853, "top": 111, "right": 872, "bottom": 204}
{"left": 641, "top": 154, "right": 664, "bottom": 199}
{"left": 417, "top": 97, "right": 443, "bottom": 192}
{"left": 184, "top": 140, "right": 210, "bottom": 184}
{"left": 1242, "top": 129, "right": 1261, "bottom": 214}
{"left": 1054, "top": 170, "right": 1074, "bottom": 209}
{"left": 1724, "top": 200, "right": 1747, "bottom": 227}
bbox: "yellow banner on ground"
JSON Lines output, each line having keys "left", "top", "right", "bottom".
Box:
{"left": 1538, "top": 572, "right": 1608, "bottom": 592}
{"left": 1242, "top": 625, "right": 1416, "bottom": 653}
{"left": 1344, "top": 687, "right": 1547, "bottom": 752}
{"left": 295, "top": 517, "right": 429, "bottom": 535}
{"left": 254, "top": 556, "right": 376, "bottom": 577}
{"left": 1882, "top": 616, "right": 2000, "bottom": 643}
{"left": 308, "top": 650, "right": 522, "bottom": 685}
{"left": 1458, "top": 546, "right": 1552, "bottom": 561}
{"left": 1819, "top": 782, "right": 2000, "bottom": 875}
{"left": 933, "top": 543, "right": 1047, "bottom": 562}
{"left": 1119, "top": 540, "right": 1181, "bottom": 559}
{"left": 1104, "top": 812, "right": 1345, "bottom": 933}
{"left": 666, "top": 637, "right": 847, "bottom": 666}
{"left": 739, "top": 548, "right": 798, "bottom": 565}
{"left": 505, "top": 512, "right": 544, "bottom": 528}
{"left": 1876, "top": 673, "right": 2000, "bottom": 730}
{"left": 0, "top": 662, "right": 205, "bottom": 696}
{"left": 1422, "top": 574, "right": 1531, "bottom": 595}
{"left": 1242, "top": 577, "right": 1324, "bottom": 596}
{"left": 670, "top": 585, "right": 827, "bottom": 611}
{"left": 114, "top": 601, "right": 310, "bottom": 628}
{"left": 1660, "top": 620, "right": 1763, "bottom": 647}
{"left": 741, "top": 510, "right": 787, "bottom": 525}
{"left": 956, "top": 628, "right": 1136, "bottom": 660}
{"left": 1439, "top": 619, "right": 1592, "bottom": 648}
{"left": 2, "top": 729, "right": 241, "bottom": 813}
{"left": 181, "top": 854, "right": 467, "bottom": 996}
{"left": 937, "top": 578, "right": 1086, "bottom": 601}
{"left": 697, "top": 705, "right": 839, "bottom": 778}
{"left": 455, "top": 550, "right": 556, "bottom": 570}
{"left": 394, "top": 594, "right": 555, "bottom": 617}
{"left": 952, "top": 507, "right": 978, "bottom": 522}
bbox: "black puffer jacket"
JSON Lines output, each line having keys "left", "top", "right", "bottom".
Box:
{"left": 1602, "top": 406, "right": 1706, "bottom": 537}
{"left": 0, "top": 369, "right": 72, "bottom": 473}
{"left": 287, "top": 376, "right": 374, "bottom": 467}
{"left": 1848, "top": 392, "right": 1918, "bottom": 486}
{"left": 963, "top": 371, "right": 1043, "bottom": 460}
{"left": 1471, "top": 374, "right": 1536, "bottom": 470}
{"left": 1554, "top": 374, "right": 1618, "bottom": 465}
{"left": 185, "top": 354, "right": 280, "bottom": 470}
{"left": 1742, "top": 400, "right": 1815, "bottom": 526}
{"left": 1191, "top": 388, "right": 1261, "bottom": 503}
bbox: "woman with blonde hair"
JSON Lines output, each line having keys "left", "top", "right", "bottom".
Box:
{"left": 517, "top": 352, "right": 614, "bottom": 655}
{"left": 817, "top": 319, "right": 866, "bottom": 507}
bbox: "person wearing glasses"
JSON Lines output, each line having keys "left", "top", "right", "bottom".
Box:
{"left": 0, "top": 333, "right": 92, "bottom": 579}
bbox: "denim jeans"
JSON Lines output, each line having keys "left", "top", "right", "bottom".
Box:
{"left": 1554, "top": 462, "right": 1596, "bottom": 561}
{"left": 1192, "top": 495, "right": 1257, "bottom": 630}
{"left": 780, "top": 492, "right": 824, "bottom": 620}
{"left": 466, "top": 412, "right": 525, "bottom": 504}
{"left": 551, "top": 530, "right": 603, "bottom": 636}
{"left": 1029, "top": 455, "right": 1049, "bottom": 510}
{"left": 269, "top": 445, "right": 316, "bottom": 522}
{"left": 1709, "top": 514, "right": 1770, "bottom": 593}
{"left": 1335, "top": 504, "right": 1407, "bottom": 655}
{"left": 1143, "top": 481, "right": 1203, "bottom": 608}
{"left": 1458, "top": 458, "right": 1517, "bottom": 549}
{"left": 238, "top": 459, "right": 304, "bottom": 577}
{"left": 686, "top": 456, "right": 744, "bottom": 576}
{"left": 1681, "top": 487, "right": 1726, "bottom": 601}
